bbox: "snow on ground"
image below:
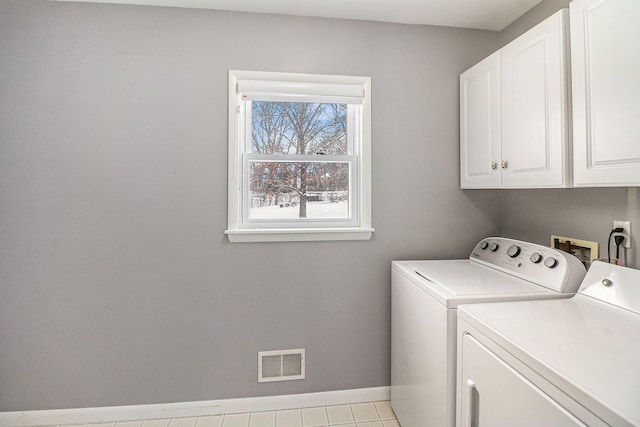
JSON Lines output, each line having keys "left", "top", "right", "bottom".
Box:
{"left": 250, "top": 200, "right": 348, "bottom": 219}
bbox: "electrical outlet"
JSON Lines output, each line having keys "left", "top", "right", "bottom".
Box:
{"left": 613, "top": 220, "right": 631, "bottom": 249}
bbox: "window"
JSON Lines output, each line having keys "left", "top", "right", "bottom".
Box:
{"left": 226, "top": 70, "right": 373, "bottom": 242}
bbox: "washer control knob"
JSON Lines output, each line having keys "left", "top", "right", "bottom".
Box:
{"left": 507, "top": 245, "right": 521, "bottom": 258}
{"left": 489, "top": 243, "right": 499, "bottom": 252}
{"left": 530, "top": 253, "right": 543, "bottom": 264}
{"left": 479, "top": 241, "right": 489, "bottom": 250}
{"left": 544, "top": 257, "right": 558, "bottom": 269}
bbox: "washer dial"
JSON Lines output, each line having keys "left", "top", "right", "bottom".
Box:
{"left": 544, "top": 257, "right": 558, "bottom": 269}
{"left": 507, "top": 245, "right": 521, "bottom": 258}
{"left": 530, "top": 253, "right": 543, "bottom": 264}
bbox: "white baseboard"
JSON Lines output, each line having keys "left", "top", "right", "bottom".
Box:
{"left": 1, "top": 386, "right": 390, "bottom": 426}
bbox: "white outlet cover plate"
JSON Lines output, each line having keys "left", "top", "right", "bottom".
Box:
{"left": 614, "top": 220, "right": 632, "bottom": 249}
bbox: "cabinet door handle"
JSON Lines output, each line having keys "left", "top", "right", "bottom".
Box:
{"left": 501, "top": 160, "right": 508, "bottom": 169}
{"left": 464, "top": 379, "right": 478, "bottom": 427}
{"left": 491, "top": 162, "right": 497, "bottom": 170}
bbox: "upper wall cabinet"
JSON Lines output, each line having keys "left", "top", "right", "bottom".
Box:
{"left": 571, "top": 0, "right": 640, "bottom": 186}
{"left": 460, "top": 9, "right": 570, "bottom": 189}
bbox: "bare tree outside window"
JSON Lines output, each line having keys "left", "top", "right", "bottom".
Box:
{"left": 249, "top": 101, "right": 350, "bottom": 220}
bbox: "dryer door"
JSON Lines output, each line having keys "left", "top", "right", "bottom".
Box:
{"left": 458, "top": 334, "right": 588, "bottom": 427}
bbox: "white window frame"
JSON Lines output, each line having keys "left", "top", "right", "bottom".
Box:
{"left": 225, "top": 70, "right": 373, "bottom": 243}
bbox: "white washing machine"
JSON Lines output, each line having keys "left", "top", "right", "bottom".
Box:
{"left": 391, "top": 237, "right": 586, "bottom": 427}
{"left": 456, "top": 261, "right": 640, "bottom": 427}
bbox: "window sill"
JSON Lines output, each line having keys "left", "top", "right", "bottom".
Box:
{"left": 225, "top": 227, "right": 375, "bottom": 243}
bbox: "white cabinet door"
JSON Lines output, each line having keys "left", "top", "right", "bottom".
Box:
{"left": 460, "top": 52, "right": 501, "bottom": 189}
{"left": 458, "top": 334, "right": 587, "bottom": 427}
{"left": 571, "top": 0, "right": 640, "bottom": 186}
{"left": 501, "top": 9, "right": 570, "bottom": 188}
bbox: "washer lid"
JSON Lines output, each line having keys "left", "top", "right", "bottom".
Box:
{"left": 396, "top": 260, "right": 555, "bottom": 308}
{"left": 459, "top": 296, "right": 640, "bottom": 426}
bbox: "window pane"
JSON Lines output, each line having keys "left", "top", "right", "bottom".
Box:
{"left": 251, "top": 101, "right": 348, "bottom": 155}
{"left": 248, "top": 161, "right": 350, "bottom": 220}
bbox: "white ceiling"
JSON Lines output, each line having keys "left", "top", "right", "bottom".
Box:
{"left": 57, "top": 0, "right": 544, "bottom": 31}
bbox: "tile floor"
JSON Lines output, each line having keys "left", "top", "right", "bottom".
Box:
{"left": 39, "top": 401, "right": 399, "bottom": 427}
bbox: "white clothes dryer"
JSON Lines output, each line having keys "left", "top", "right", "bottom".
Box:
{"left": 456, "top": 261, "right": 640, "bottom": 427}
{"left": 391, "top": 237, "right": 586, "bottom": 427}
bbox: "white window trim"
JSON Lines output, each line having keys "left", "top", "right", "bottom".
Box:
{"left": 225, "top": 70, "right": 373, "bottom": 243}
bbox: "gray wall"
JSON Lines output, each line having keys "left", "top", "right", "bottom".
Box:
{"left": 500, "top": 188, "right": 640, "bottom": 268}
{"left": 500, "top": 0, "right": 570, "bottom": 46}
{"left": 499, "top": 0, "right": 640, "bottom": 269}
{"left": 0, "top": 0, "right": 500, "bottom": 411}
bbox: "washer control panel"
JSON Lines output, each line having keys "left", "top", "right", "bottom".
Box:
{"left": 470, "top": 237, "right": 586, "bottom": 293}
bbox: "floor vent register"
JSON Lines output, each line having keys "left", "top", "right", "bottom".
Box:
{"left": 258, "top": 349, "right": 305, "bottom": 382}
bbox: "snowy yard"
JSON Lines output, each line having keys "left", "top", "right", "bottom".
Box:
{"left": 250, "top": 200, "right": 349, "bottom": 219}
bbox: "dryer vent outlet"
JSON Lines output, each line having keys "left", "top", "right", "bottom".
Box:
{"left": 258, "top": 349, "right": 305, "bottom": 382}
